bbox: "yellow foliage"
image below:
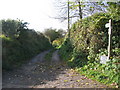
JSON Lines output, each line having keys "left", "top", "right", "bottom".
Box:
{"left": 52, "top": 38, "right": 64, "bottom": 47}
{"left": 0, "top": 34, "right": 11, "bottom": 40}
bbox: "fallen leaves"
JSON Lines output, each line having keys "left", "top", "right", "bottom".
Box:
{"left": 111, "top": 83, "right": 117, "bottom": 86}
{"left": 70, "top": 84, "right": 74, "bottom": 87}
{"left": 3, "top": 56, "right": 109, "bottom": 88}
{"left": 76, "top": 80, "right": 80, "bottom": 82}
{"left": 65, "top": 75, "right": 69, "bottom": 77}
{"left": 111, "top": 83, "right": 118, "bottom": 88}
{"left": 81, "top": 83, "right": 84, "bottom": 85}
{"left": 64, "top": 80, "right": 68, "bottom": 82}
{"left": 94, "top": 83, "right": 97, "bottom": 85}
{"left": 49, "top": 65, "right": 53, "bottom": 68}
{"left": 116, "top": 85, "right": 118, "bottom": 88}
{"left": 85, "top": 83, "right": 89, "bottom": 85}
{"left": 81, "top": 77, "right": 87, "bottom": 80}
{"left": 71, "top": 74, "right": 77, "bottom": 77}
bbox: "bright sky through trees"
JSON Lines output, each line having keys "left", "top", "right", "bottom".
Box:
{"left": 0, "top": 0, "right": 67, "bottom": 32}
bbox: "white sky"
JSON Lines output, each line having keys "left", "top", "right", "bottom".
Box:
{"left": 0, "top": 0, "right": 67, "bottom": 32}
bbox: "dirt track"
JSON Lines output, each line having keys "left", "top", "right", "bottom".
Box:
{"left": 2, "top": 50, "right": 109, "bottom": 88}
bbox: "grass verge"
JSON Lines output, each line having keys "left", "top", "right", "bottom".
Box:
{"left": 44, "top": 49, "right": 56, "bottom": 62}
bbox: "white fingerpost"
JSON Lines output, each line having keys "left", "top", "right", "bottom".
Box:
{"left": 107, "top": 19, "right": 112, "bottom": 61}
{"left": 100, "top": 19, "right": 112, "bottom": 64}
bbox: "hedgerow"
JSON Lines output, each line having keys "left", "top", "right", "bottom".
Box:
{"left": 59, "top": 12, "right": 120, "bottom": 87}
{"left": 1, "top": 19, "right": 52, "bottom": 70}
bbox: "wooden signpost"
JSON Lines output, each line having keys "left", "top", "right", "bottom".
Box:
{"left": 105, "top": 19, "right": 112, "bottom": 61}
{"left": 107, "top": 19, "right": 112, "bottom": 61}
{"left": 100, "top": 19, "right": 112, "bottom": 64}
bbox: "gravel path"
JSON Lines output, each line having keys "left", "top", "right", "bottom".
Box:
{"left": 52, "top": 50, "right": 60, "bottom": 62}
{"left": 2, "top": 50, "right": 109, "bottom": 88}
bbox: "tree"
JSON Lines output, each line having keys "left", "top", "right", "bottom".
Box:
{"left": 58, "top": 29, "right": 66, "bottom": 36}
{"left": 54, "top": 0, "right": 106, "bottom": 38}
{"left": 2, "top": 19, "right": 21, "bottom": 38}
{"left": 44, "top": 28, "right": 65, "bottom": 42}
{"left": 55, "top": 0, "right": 106, "bottom": 21}
{"left": 107, "top": 1, "right": 120, "bottom": 20}
{"left": 107, "top": 1, "right": 120, "bottom": 48}
{"left": 1, "top": 19, "right": 29, "bottom": 39}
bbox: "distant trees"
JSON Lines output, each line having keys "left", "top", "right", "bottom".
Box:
{"left": 44, "top": 28, "right": 66, "bottom": 43}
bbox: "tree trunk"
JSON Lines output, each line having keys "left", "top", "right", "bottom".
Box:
{"left": 68, "top": 0, "right": 70, "bottom": 38}
{"left": 78, "top": 1, "right": 82, "bottom": 20}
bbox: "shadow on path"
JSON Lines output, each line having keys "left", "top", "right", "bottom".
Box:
{"left": 2, "top": 50, "right": 69, "bottom": 88}
{"left": 3, "top": 50, "right": 109, "bottom": 88}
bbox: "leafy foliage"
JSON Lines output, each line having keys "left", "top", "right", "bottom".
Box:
{"left": 59, "top": 37, "right": 73, "bottom": 61}
{"left": 59, "top": 3, "right": 120, "bottom": 87}
{"left": 52, "top": 37, "right": 64, "bottom": 49}
{"left": 76, "top": 51, "right": 120, "bottom": 87}
{"left": 1, "top": 19, "right": 52, "bottom": 70}
{"left": 44, "top": 28, "right": 65, "bottom": 43}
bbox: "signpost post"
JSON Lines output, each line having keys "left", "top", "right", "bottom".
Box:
{"left": 105, "top": 19, "right": 112, "bottom": 61}
{"left": 107, "top": 19, "right": 112, "bottom": 61}
{"left": 100, "top": 19, "right": 112, "bottom": 64}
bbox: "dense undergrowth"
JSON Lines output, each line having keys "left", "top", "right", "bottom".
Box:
{"left": 1, "top": 19, "right": 52, "bottom": 70}
{"left": 59, "top": 11, "right": 120, "bottom": 88}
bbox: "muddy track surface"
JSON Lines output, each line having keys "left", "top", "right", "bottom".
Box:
{"left": 3, "top": 50, "right": 110, "bottom": 88}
